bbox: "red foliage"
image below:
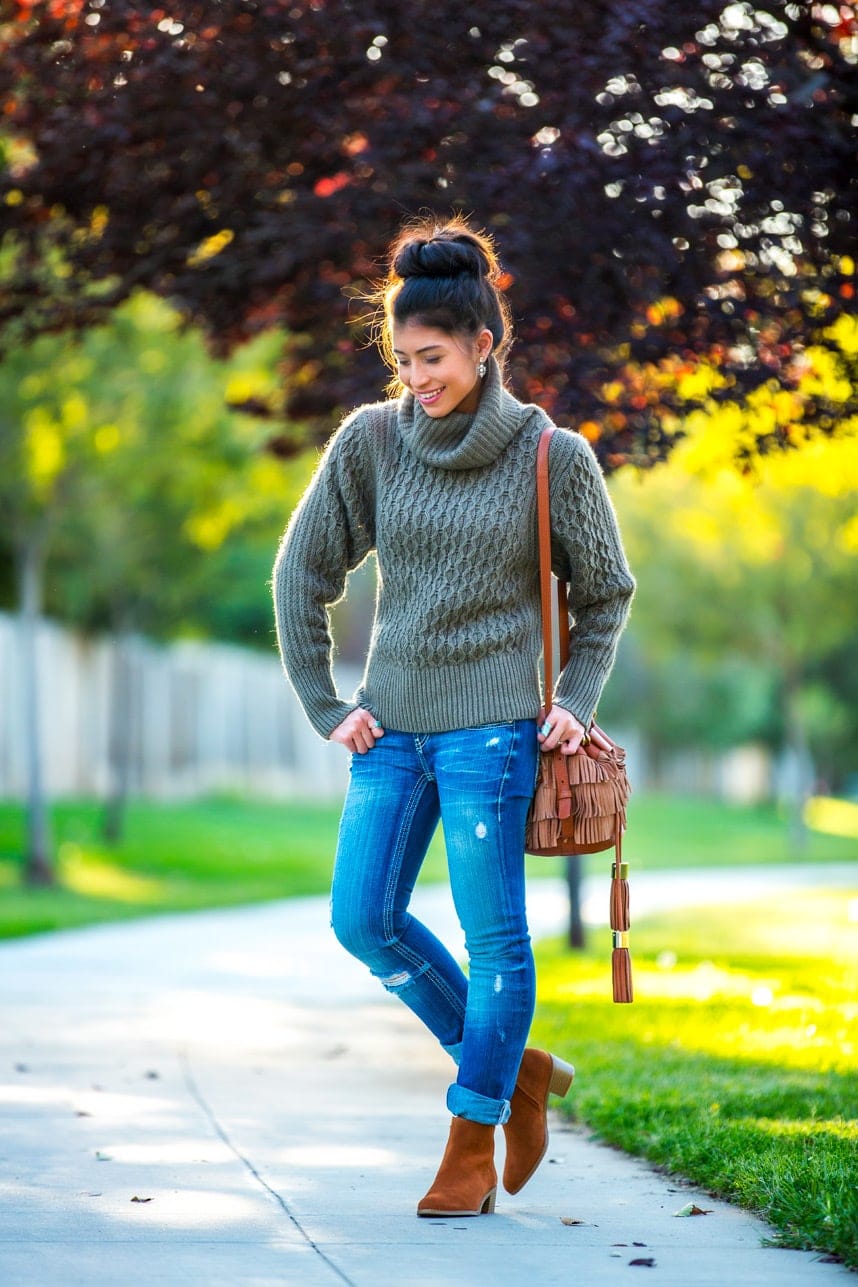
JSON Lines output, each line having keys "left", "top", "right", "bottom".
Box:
{"left": 0, "top": 0, "right": 855, "bottom": 465}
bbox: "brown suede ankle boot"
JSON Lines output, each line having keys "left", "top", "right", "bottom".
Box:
{"left": 417, "top": 1116, "right": 498, "bottom": 1217}
{"left": 502, "top": 1048, "right": 575, "bottom": 1195}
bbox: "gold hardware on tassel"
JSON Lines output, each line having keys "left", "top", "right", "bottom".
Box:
{"left": 612, "top": 862, "right": 629, "bottom": 879}
{"left": 612, "top": 930, "right": 629, "bottom": 949}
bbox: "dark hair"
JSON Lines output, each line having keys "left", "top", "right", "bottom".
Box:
{"left": 374, "top": 214, "right": 513, "bottom": 384}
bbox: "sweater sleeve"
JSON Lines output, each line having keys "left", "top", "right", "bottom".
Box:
{"left": 272, "top": 409, "right": 377, "bottom": 738}
{"left": 547, "top": 430, "right": 635, "bottom": 727}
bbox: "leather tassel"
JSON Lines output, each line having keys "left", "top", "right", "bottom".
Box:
{"left": 610, "top": 865, "right": 632, "bottom": 1002}
{"left": 610, "top": 861, "right": 630, "bottom": 932}
{"left": 612, "top": 946, "right": 633, "bottom": 1003}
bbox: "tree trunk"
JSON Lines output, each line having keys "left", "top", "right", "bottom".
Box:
{"left": 102, "top": 615, "right": 134, "bottom": 844}
{"left": 16, "top": 537, "right": 54, "bottom": 885}
{"left": 565, "top": 854, "right": 585, "bottom": 950}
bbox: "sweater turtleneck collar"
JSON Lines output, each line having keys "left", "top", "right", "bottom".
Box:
{"left": 397, "top": 356, "right": 534, "bottom": 470}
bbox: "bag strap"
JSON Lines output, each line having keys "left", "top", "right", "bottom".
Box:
{"left": 536, "top": 427, "right": 569, "bottom": 703}
{"left": 537, "top": 428, "right": 624, "bottom": 866}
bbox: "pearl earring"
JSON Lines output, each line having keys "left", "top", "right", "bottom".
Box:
{"left": 478, "top": 358, "right": 487, "bottom": 378}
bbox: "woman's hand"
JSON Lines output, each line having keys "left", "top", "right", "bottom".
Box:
{"left": 536, "top": 704, "right": 587, "bottom": 756}
{"left": 329, "top": 708, "right": 384, "bottom": 754}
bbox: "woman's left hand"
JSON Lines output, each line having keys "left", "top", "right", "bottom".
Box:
{"left": 537, "top": 704, "right": 587, "bottom": 755}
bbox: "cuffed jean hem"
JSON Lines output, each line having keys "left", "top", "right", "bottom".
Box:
{"left": 447, "top": 1082, "right": 511, "bottom": 1126}
{"left": 443, "top": 1041, "right": 463, "bottom": 1065}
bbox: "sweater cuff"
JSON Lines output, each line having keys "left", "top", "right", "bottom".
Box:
{"left": 312, "top": 700, "right": 360, "bottom": 741}
{"left": 284, "top": 663, "right": 359, "bottom": 740}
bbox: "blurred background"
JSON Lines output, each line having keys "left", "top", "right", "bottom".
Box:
{"left": 0, "top": 2, "right": 856, "bottom": 904}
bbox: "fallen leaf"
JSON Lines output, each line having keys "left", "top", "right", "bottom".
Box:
{"left": 633, "top": 1241, "right": 647, "bottom": 1247}
{"left": 674, "top": 1202, "right": 713, "bottom": 1217}
{"left": 94, "top": 1151, "right": 112, "bottom": 1161}
{"left": 629, "top": 1258, "right": 656, "bottom": 1267}
{"left": 130, "top": 1196, "right": 152, "bottom": 1203}
{"left": 75, "top": 1110, "right": 92, "bottom": 1117}
{"left": 560, "top": 1217, "right": 585, "bottom": 1226}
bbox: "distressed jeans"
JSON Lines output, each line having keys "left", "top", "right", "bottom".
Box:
{"left": 330, "top": 719, "right": 539, "bottom": 1126}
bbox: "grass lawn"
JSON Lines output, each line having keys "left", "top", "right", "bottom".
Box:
{"left": 0, "top": 792, "right": 855, "bottom": 940}
{"left": 531, "top": 887, "right": 858, "bottom": 1268}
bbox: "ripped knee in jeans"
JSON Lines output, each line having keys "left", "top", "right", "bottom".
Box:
{"left": 378, "top": 968, "right": 413, "bottom": 993}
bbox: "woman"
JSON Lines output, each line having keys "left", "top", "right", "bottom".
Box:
{"left": 273, "top": 215, "right": 634, "bottom": 1217}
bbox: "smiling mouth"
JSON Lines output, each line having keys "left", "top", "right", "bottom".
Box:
{"left": 417, "top": 387, "right": 445, "bottom": 403}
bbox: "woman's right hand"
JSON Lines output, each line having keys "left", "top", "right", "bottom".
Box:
{"left": 329, "top": 708, "right": 385, "bottom": 754}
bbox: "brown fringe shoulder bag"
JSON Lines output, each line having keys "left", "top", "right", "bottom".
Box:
{"left": 524, "top": 426, "right": 634, "bottom": 1002}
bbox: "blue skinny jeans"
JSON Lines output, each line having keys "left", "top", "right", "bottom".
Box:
{"left": 330, "top": 719, "right": 539, "bottom": 1126}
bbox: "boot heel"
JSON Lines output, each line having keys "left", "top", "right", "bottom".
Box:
{"left": 481, "top": 1187, "right": 497, "bottom": 1214}
{"left": 548, "top": 1055, "right": 575, "bottom": 1097}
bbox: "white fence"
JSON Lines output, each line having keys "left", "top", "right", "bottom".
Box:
{"left": 0, "top": 612, "right": 355, "bottom": 800}
{"left": 0, "top": 611, "right": 782, "bottom": 805}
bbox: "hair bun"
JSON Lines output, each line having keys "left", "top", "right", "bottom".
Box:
{"left": 393, "top": 234, "right": 488, "bottom": 282}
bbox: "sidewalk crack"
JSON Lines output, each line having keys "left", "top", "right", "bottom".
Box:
{"left": 180, "top": 1048, "right": 354, "bottom": 1287}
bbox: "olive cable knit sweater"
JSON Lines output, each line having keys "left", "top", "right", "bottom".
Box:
{"left": 273, "top": 358, "right": 635, "bottom": 739}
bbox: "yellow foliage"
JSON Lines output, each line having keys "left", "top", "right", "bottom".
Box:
{"left": 224, "top": 372, "right": 272, "bottom": 405}
{"left": 676, "top": 364, "right": 724, "bottom": 402}
{"left": 825, "top": 312, "right": 858, "bottom": 357}
{"left": 758, "top": 429, "right": 858, "bottom": 496}
{"left": 184, "top": 496, "right": 245, "bottom": 550}
{"left": 187, "top": 228, "right": 235, "bottom": 268}
{"left": 94, "top": 424, "right": 121, "bottom": 454}
{"left": 799, "top": 344, "right": 853, "bottom": 402}
{"left": 24, "top": 408, "right": 64, "bottom": 496}
{"left": 90, "top": 205, "right": 109, "bottom": 236}
{"left": 839, "top": 514, "right": 858, "bottom": 554}
{"left": 61, "top": 392, "right": 88, "bottom": 429}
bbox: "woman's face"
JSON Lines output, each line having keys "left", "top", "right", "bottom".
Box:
{"left": 391, "top": 320, "right": 493, "bottom": 417}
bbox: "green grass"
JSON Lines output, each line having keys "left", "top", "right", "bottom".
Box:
{"left": 531, "top": 888, "right": 858, "bottom": 1268}
{"left": 609, "top": 792, "right": 858, "bottom": 870}
{"left": 0, "top": 792, "right": 855, "bottom": 941}
{"left": 0, "top": 796, "right": 449, "bottom": 939}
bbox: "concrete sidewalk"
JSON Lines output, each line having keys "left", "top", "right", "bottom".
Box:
{"left": 1, "top": 868, "right": 855, "bottom": 1286}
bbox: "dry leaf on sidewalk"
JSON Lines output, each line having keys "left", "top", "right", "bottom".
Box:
{"left": 130, "top": 1196, "right": 152, "bottom": 1203}
{"left": 674, "top": 1202, "right": 713, "bottom": 1217}
{"left": 560, "top": 1217, "right": 585, "bottom": 1225}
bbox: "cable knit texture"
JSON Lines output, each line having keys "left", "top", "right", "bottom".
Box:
{"left": 273, "top": 358, "right": 635, "bottom": 739}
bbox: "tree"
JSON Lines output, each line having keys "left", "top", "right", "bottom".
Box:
{"left": 1, "top": 1, "right": 855, "bottom": 467}
{"left": 610, "top": 405, "right": 858, "bottom": 836}
{"left": 0, "top": 291, "right": 290, "bottom": 873}
{"left": 0, "top": 329, "right": 110, "bottom": 881}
